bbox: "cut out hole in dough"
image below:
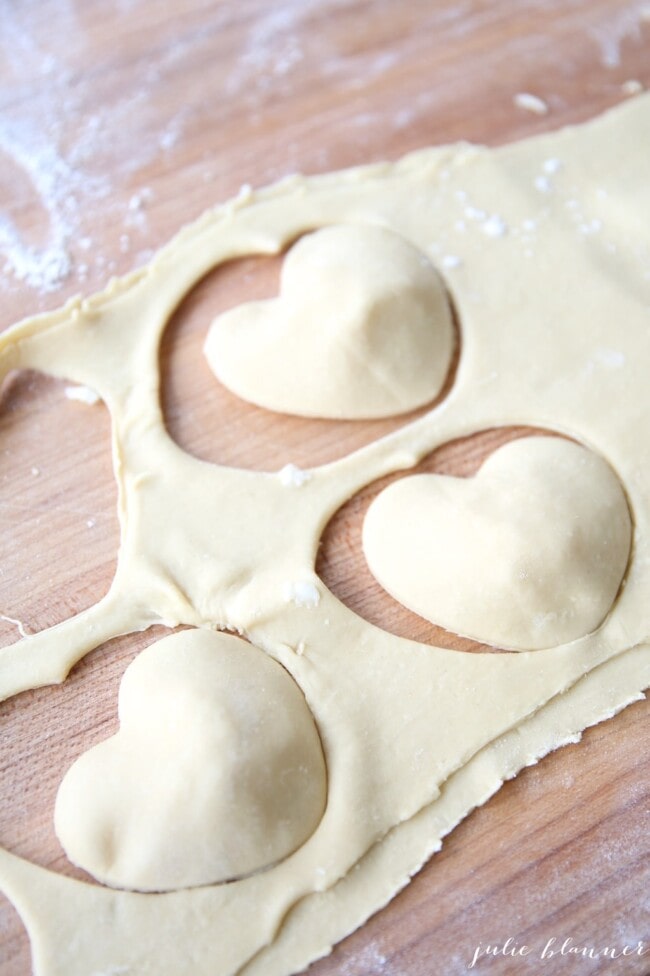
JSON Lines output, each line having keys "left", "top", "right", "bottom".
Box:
{"left": 204, "top": 224, "right": 455, "bottom": 420}
{"left": 54, "top": 629, "right": 328, "bottom": 893}
{"left": 362, "top": 436, "right": 631, "bottom": 651}
{"left": 0, "top": 370, "right": 118, "bottom": 649}
{"left": 161, "top": 247, "right": 460, "bottom": 470}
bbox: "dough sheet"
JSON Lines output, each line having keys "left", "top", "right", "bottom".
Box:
{"left": 0, "top": 95, "right": 648, "bottom": 976}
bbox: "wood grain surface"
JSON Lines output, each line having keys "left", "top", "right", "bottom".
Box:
{"left": 1, "top": 2, "right": 649, "bottom": 974}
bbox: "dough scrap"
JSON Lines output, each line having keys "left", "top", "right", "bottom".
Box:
{"left": 0, "top": 95, "right": 648, "bottom": 976}
{"left": 363, "top": 436, "right": 632, "bottom": 650}
{"left": 204, "top": 224, "right": 455, "bottom": 418}
{"left": 54, "top": 630, "right": 327, "bottom": 892}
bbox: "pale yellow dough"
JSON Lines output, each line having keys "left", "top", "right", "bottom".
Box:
{"left": 204, "top": 223, "right": 454, "bottom": 418}
{"left": 54, "top": 630, "right": 327, "bottom": 892}
{"left": 0, "top": 96, "right": 649, "bottom": 976}
{"left": 363, "top": 436, "right": 632, "bottom": 650}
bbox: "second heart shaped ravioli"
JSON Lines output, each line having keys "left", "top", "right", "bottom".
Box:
{"left": 363, "top": 436, "right": 632, "bottom": 651}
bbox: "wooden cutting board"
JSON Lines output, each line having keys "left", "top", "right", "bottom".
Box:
{"left": 0, "top": 2, "right": 648, "bottom": 974}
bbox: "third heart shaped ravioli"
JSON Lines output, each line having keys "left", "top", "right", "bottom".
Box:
{"left": 54, "top": 630, "right": 327, "bottom": 892}
{"left": 363, "top": 436, "right": 632, "bottom": 651}
{"left": 204, "top": 224, "right": 454, "bottom": 419}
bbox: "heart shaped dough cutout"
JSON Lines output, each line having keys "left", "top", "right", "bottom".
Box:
{"left": 54, "top": 630, "right": 327, "bottom": 892}
{"left": 204, "top": 223, "right": 454, "bottom": 419}
{"left": 363, "top": 436, "right": 632, "bottom": 650}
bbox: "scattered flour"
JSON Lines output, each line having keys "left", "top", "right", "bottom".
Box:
{"left": 589, "top": 3, "right": 649, "bottom": 67}
{"left": 514, "top": 92, "right": 548, "bottom": 115}
{"left": 64, "top": 385, "right": 102, "bottom": 405}
{"left": 464, "top": 204, "right": 486, "bottom": 221}
{"left": 125, "top": 188, "right": 154, "bottom": 230}
{"left": 0, "top": 122, "right": 75, "bottom": 291}
{"left": 622, "top": 78, "right": 643, "bottom": 95}
{"left": 482, "top": 215, "right": 508, "bottom": 238}
{"left": 337, "top": 941, "right": 390, "bottom": 975}
{"left": 277, "top": 463, "right": 311, "bottom": 487}
{"left": 543, "top": 158, "right": 562, "bottom": 174}
{"left": 283, "top": 580, "right": 321, "bottom": 608}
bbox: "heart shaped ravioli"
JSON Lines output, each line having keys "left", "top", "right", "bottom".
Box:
{"left": 204, "top": 224, "right": 454, "bottom": 419}
{"left": 363, "top": 436, "right": 632, "bottom": 650}
{"left": 54, "top": 630, "right": 327, "bottom": 892}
